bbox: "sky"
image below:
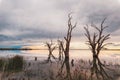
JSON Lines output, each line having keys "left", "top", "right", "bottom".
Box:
{"left": 0, "top": 0, "right": 120, "bottom": 49}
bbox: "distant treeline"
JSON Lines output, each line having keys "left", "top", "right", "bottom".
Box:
{"left": 0, "top": 48, "right": 120, "bottom": 51}
{"left": 0, "top": 48, "right": 32, "bottom": 50}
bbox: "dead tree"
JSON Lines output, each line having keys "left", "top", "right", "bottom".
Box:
{"left": 57, "top": 40, "right": 64, "bottom": 62}
{"left": 45, "top": 40, "right": 57, "bottom": 63}
{"left": 58, "top": 14, "right": 76, "bottom": 80}
{"left": 84, "top": 18, "right": 112, "bottom": 80}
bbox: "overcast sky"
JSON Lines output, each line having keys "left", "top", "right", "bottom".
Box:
{"left": 0, "top": 0, "right": 120, "bottom": 44}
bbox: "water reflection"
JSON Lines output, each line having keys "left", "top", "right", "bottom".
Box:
{"left": 0, "top": 50, "right": 120, "bottom": 63}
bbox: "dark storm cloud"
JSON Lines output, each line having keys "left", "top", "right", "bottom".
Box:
{"left": 0, "top": 0, "right": 120, "bottom": 41}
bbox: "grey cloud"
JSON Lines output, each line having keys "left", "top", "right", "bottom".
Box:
{"left": 75, "top": 0, "right": 120, "bottom": 32}
{"left": 0, "top": 0, "right": 120, "bottom": 41}
{"left": 17, "top": 28, "right": 65, "bottom": 39}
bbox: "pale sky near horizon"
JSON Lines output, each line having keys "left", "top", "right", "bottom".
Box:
{"left": 0, "top": 0, "right": 120, "bottom": 49}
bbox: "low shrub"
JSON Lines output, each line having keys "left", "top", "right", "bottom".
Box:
{"left": 5, "top": 55, "right": 24, "bottom": 72}
{"left": 0, "top": 59, "right": 4, "bottom": 71}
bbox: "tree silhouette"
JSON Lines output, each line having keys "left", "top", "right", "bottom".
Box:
{"left": 57, "top": 40, "right": 64, "bottom": 62}
{"left": 45, "top": 40, "right": 57, "bottom": 63}
{"left": 84, "top": 18, "right": 112, "bottom": 80}
{"left": 58, "top": 13, "right": 76, "bottom": 80}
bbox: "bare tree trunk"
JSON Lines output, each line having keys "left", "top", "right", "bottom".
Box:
{"left": 45, "top": 40, "right": 56, "bottom": 63}
{"left": 84, "top": 18, "right": 112, "bottom": 80}
{"left": 65, "top": 56, "right": 71, "bottom": 79}
{"left": 57, "top": 13, "right": 76, "bottom": 80}
{"left": 58, "top": 40, "right": 64, "bottom": 62}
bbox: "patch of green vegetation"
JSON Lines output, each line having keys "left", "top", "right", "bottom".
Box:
{"left": 5, "top": 55, "right": 24, "bottom": 72}
{"left": 0, "top": 59, "right": 4, "bottom": 71}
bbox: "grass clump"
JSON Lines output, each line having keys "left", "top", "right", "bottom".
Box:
{"left": 5, "top": 55, "right": 24, "bottom": 72}
{"left": 0, "top": 59, "right": 4, "bottom": 71}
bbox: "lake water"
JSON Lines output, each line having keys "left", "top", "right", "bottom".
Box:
{"left": 0, "top": 50, "right": 120, "bottom": 64}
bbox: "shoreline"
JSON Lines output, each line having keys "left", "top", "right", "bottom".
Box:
{"left": 0, "top": 48, "right": 120, "bottom": 51}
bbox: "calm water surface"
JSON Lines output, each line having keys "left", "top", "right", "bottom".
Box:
{"left": 0, "top": 50, "right": 120, "bottom": 63}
